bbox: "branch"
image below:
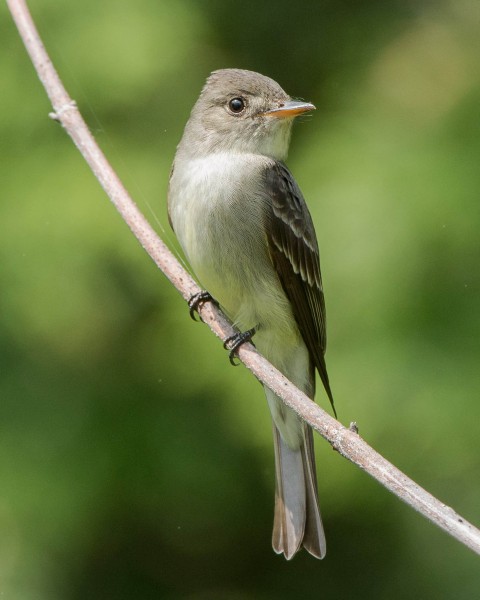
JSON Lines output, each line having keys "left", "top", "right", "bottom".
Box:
{"left": 7, "top": 0, "right": 480, "bottom": 556}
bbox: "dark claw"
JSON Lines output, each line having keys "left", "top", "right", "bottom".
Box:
{"left": 223, "top": 328, "right": 256, "bottom": 366}
{"left": 188, "top": 291, "right": 216, "bottom": 321}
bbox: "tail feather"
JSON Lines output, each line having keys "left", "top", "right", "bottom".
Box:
{"left": 261, "top": 345, "right": 326, "bottom": 560}
{"left": 271, "top": 421, "right": 326, "bottom": 560}
{"left": 272, "top": 425, "right": 306, "bottom": 559}
{"left": 301, "top": 425, "right": 326, "bottom": 559}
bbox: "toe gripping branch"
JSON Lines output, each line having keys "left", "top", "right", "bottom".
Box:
{"left": 187, "top": 291, "right": 255, "bottom": 366}
{"left": 188, "top": 291, "right": 217, "bottom": 321}
{"left": 223, "top": 328, "right": 256, "bottom": 366}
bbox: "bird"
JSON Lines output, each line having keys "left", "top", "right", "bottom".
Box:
{"left": 168, "top": 68, "right": 334, "bottom": 560}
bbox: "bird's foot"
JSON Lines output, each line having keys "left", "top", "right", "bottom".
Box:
{"left": 188, "top": 290, "right": 217, "bottom": 321}
{"left": 223, "top": 328, "right": 256, "bottom": 366}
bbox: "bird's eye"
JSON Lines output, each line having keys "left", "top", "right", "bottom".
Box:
{"left": 228, "top": 97, "right": 245, "bottom": 114}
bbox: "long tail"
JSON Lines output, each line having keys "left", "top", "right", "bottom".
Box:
{"left": 271, "top": 418, "right": 326, "bottom": 560}
{"left": 258, "top": 338, "right": 326, "bottom": 559}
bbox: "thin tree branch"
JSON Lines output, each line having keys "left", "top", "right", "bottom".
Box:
{"left": 7, "top": 0, "right": 480, "bottom": 556}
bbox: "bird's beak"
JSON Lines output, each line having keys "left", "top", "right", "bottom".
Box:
{"left": 260, "top": 100, "right": 316, "bottom": 119}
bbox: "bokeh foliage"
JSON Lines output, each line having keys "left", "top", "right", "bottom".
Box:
{"left": 2, "top": 0, "right": 479, "bottom": 598}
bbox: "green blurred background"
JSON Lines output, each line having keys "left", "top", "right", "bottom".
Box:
{"left": 2, "top": 0, "right": 480, "bottom": 598}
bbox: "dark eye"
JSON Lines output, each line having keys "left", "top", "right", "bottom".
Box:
{"left": 228, "top": 97, "right": 245, "bottom": 113}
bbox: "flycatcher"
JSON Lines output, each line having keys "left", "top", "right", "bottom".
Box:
{"left": 168, "top": 68, "right": 334, "bottom": 560}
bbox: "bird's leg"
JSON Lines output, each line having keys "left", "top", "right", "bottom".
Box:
{"left": 187, "top": 290, "right": 218, "bottom": 321}
{"left": 223, "top": 327, "right": 256, "bottom": 366}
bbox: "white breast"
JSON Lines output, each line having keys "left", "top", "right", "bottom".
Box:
{"left": 168, "top": 152, "right": 294, "bottom": 334}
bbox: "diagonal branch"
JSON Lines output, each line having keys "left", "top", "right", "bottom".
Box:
{"left": 7, "top": 0, "right": 480, "bottom": 556}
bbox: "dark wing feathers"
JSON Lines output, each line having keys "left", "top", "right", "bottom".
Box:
{"left": 264, "top": 162, "right": 335, "bottom": 413}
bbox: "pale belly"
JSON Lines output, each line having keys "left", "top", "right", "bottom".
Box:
{"left": 169, "top": 153, "right": 295, "bottom": 334}
{"left": 168, "top": 153, "right": 313, "bottom": 446}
